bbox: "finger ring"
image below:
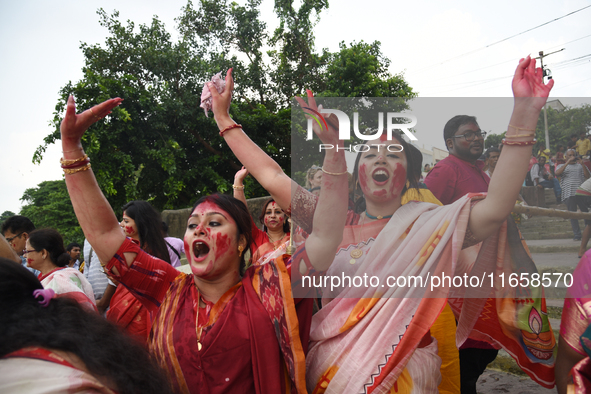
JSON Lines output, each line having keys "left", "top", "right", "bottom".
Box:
{"left": 89, "top": 108, "right": 98, "bottom": 118}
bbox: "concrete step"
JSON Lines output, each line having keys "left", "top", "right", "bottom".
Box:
{"left": 525, "top": 239, "right": 583, "bottom": 254}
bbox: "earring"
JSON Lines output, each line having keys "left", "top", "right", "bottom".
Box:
{"left": 238, "top": 245, "right": 244, "bottom": 257}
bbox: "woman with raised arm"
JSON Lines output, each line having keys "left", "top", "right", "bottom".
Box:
{"left": 211, "top": 57, "right": 557, "bottom": 392}
{"left": 59, "top": 90, "right": 347, "bottom": 393}
{"left": 233, "top": 167, "right": 291, "bottom": 264}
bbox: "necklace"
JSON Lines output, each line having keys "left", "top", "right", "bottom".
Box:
{"left": 365, "top": 211, "right": 393, "bottom": 220}
{"left": 195, "top": 289, "right": 205, "bottom": 351}
{"left": 267, "top": 232, "right": 286, "bottom": 250}
{"left": 349, "top": 214, "right": 365, "bottom": 264}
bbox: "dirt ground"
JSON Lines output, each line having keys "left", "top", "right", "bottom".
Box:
{"left": 478, "top": 370, "right": 556, "bottom": 393}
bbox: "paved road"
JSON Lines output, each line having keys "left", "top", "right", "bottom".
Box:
{"left": 530, "top": 252, "right": 580, "bottom": 268}
{"left": 478, "top": 370, "right": 556, "bottom": 394}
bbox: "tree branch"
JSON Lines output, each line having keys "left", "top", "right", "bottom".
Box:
{"left": 187, "top": 129, "right": 241, "bottom": 171}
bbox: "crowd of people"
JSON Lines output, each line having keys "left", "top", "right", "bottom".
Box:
{"left": 0, "top": 56, "right": 589, "bottom": 394}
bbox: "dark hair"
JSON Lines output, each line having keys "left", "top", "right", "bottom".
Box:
{"left": 258, "top": 198, "right": 290, "bottom": 233}
{"left": 121, "top": 201, "right": 171, "bottom": 264}
{"left": 406, "top": 144, "right": 423, "bottom": 183}
{"left": 192, "top": 193, "right": 253, "bottom": 274}
{"left": 443, "top": 115, "right": 478, "bottom": 150}
{"left": 571, "top": 134, "right": 578, "bottom": 140}
{"left": 557, "top": 144, "right": 564, "bottom": 150}
{"left": 0, "top": 258, "right": 173, "bottom": 394}
{"left": 28, "top": 229, "right": 70, "bottom": 267}
{"left": 1, "top": 215, "right": 35, "bottom": 236}
{"left": 161, "top": 221, "right": 169, "bottom": 236}
{"left": 484, "top": 147, "right": 501, "bottom": 159}
{"left": 66, "top": 242, "right": 81, "bottom": 252}
{"left": 568, "top": 140, "right": 576, "bottom": 149}
{"left": 352, "top": 132, "right": 419, "bottom": 213}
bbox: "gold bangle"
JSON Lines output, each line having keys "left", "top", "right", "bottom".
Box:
{"left": 60, "top": 154, "right": 88, "bottom": 166}
{"left": 321, "top": 168, "right": 348, "bottom": 176}
{"left": 508, "top": 124, "right": 536, "bottom": 133}
{"left": 62, "top": 147, "right": 84, "bottom": 153}
{"left": 505, "top": 133, "right": 536, "bottom": 139}
{"left": 232, "top": 185, "right": 245, "bottom": 190}
{"left": 63, "top": 163, "right": 91, "bottom": 175}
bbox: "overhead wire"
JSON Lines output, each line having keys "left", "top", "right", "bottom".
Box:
{"left": 411, "top": 5, "right": 591, "bottom": 73}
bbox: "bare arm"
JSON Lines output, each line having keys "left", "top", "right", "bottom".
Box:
{"left": 468, "top": 57, "right": 554, "bottom": 241}
{"left": 233, "top": 167, "right": 249, "bottom": 208}
{"left": 60, "top": 96, "right": 133, "bottom": 267}
{"left": 209, "top": 76, "right": 347, "bottom": 271}
{"left": 209, "top": 70, "right": 295, "bottom": 211}
{"left": 0, "top": 235, "right": 20, "bottom": 263}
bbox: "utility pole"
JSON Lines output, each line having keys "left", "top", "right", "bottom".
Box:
{"left": 537, "top": 49, "right": 564, "bottom": 150}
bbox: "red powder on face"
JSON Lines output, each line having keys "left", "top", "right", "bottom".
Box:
{"left": 379, "top": 134, "right": 388, "bottom": 142}
{"left": 184, "top": 238, "right": 191, "bottom": 259}
{"left": 193, "top": 201, "right": 235, "bottom": 225}
{"left": 278, "top": 216, "right": 284, "bottom": 222}
{"left": 358, "top": 163, "right": 368, "bottom": 192}
{"left": 213, "top": 233, "right": 232, "bottom": 261}
{"left": 389, "top": 163, "right": 407, "bottom": 199}
{"left": 124, "top": 226, "right": 134, "bottom": 235}
{"left": 373, "top": 190, "right": 387, "bottom": 197}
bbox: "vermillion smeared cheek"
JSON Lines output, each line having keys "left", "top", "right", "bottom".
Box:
{"left": 264, "top": 216, "right": 269, "bottom": 225}
{"left": 389, "top": 163, "right": 407, "bottom": 198}
{"left": 124, "top": 226, "right": 134, "bottom": 235}
{"left": 359, "top": 163, "right": 368, "bottom": 193}
{"left": 278, "top": 216, "right": 284, "bottom": 223}
{"left": 214, "top": 233, "right": 232, "bottom": 261}
{"left": 184, "top": 238, "right": 191, "bottom": 258}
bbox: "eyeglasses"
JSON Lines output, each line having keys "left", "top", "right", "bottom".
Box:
{"left": 452, "top": 130, "right": 487, "bottom": 142}
{"left": 5, "top": 232, "right": 24, "bottom": 243}
{"left": 22, "top": 249, "right": 38, "bottom": 255}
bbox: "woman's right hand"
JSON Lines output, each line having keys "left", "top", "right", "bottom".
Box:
{"left": 295, "top": 90, "right": 341, "bottom": 147}
{"left": 60, "top": 96, "right": 123, "bottom": 150}
{"left": 234, "top": 166, "right": 249, "bottom": 185}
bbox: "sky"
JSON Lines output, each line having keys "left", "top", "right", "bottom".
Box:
{"left": 1, "top": 0, "right": 590, "bottom": 214}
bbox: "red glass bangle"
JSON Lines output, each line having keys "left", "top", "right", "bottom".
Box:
{"left": 61, "top": 158, "right": 90, "bottom": 169}
{"left": 219, "top": 123, "right": 242, "bottom": 137}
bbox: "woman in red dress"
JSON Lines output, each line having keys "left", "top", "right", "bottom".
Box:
{"left": 58, "top": 84, "right": 347, "bottom": 393}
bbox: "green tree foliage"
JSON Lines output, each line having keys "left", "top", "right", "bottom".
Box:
{"left": 535, "top": 104, "right": 591, "bottom": 152}
{"left": 35, "top": 1, "right": 415, "bottom": 211}
{"left": 19, "top": 181, "right": 83, "bottom": 245}
{"left": 485, "top": 132, "right": 505, "bottom": 150}
{"left": 0, "top": 211, "right": 16, "bottom": 227}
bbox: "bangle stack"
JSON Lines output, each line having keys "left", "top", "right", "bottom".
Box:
{"left": 502, "top": 124, "right": 536, "bottom": 146}
{"left": 219, "top": 123, "right": 242, "bottom": 137}
{"left": 232, "top": 185, "right": 245, "bottom": 190}
{"left": 60, "top": 154, "right": 91, "bottom": 175}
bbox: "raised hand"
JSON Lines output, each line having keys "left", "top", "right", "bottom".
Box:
{"left": 512, "top": 56, "right": 554, "bottom": 111}
{"left": 208, "top": 68, "right": 234, "bottom": 124}
{"left": 234, "top": 166, "right": 249, "bottom": 184}
{"left": 60, "top": 96, "right": 123, "bottom": 147}
{"left": 295, "top": 90, "right": 341, "bottom": 147}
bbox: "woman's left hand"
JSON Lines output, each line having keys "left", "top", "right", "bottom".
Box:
{"left": 60, "top": 96, "right": 123, "bottom": 148}
{"left": 512, "top": 56, "right": 554, "bottom": 110}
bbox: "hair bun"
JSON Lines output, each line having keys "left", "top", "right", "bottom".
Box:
{"left": 57, "top": 252, "right": 71, "bottom": 267}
